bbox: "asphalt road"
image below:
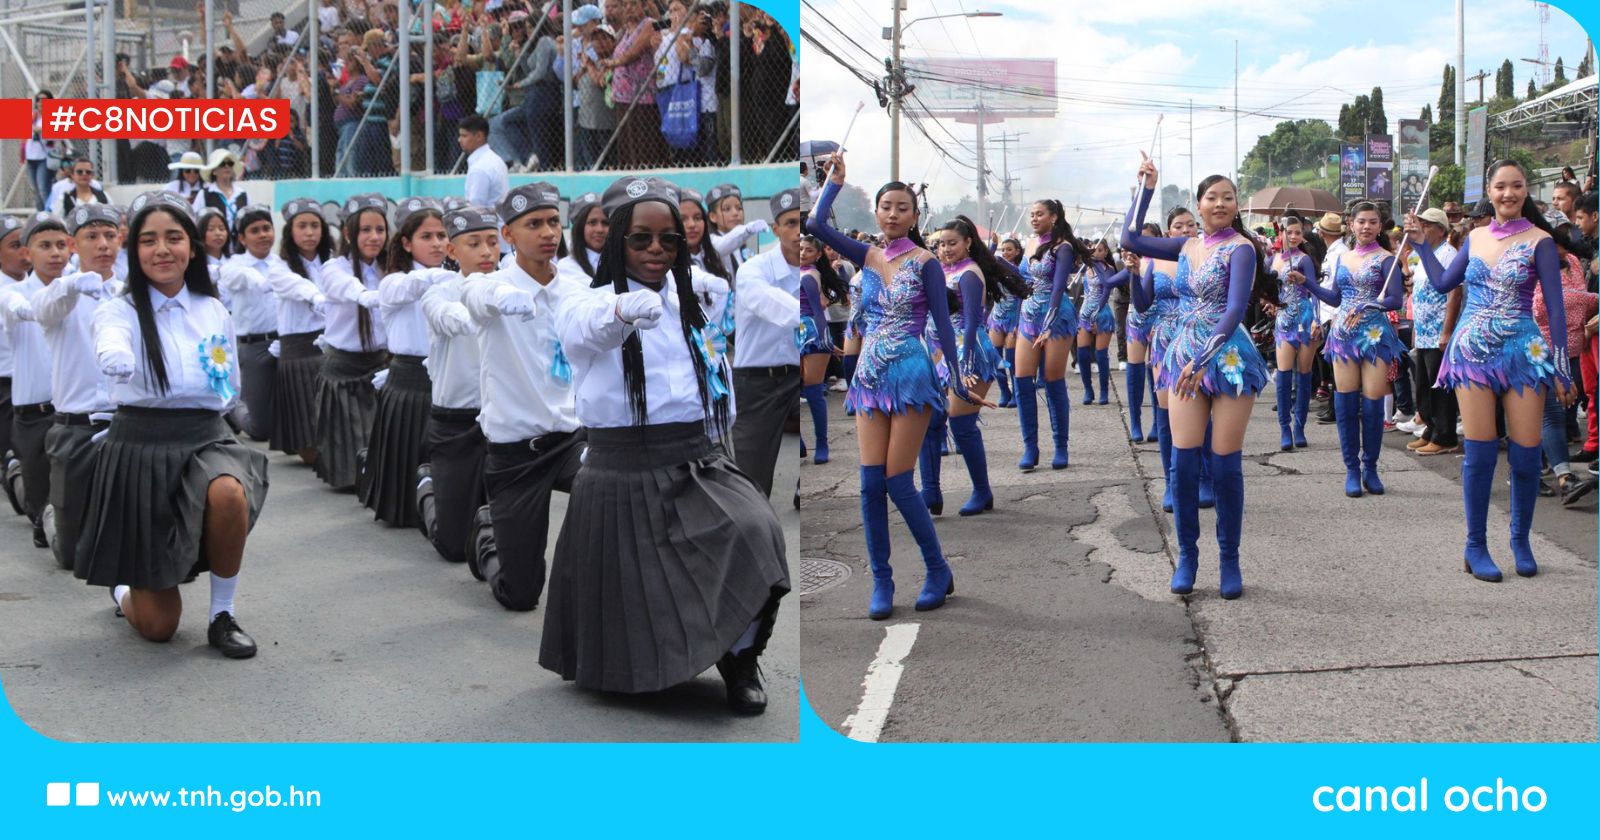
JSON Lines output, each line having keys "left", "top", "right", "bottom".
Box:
{"left": 0, "top": 433, "right": 799, "bottom": 743}
{"left": 799, "top": 367, "right": 1597, "bottom": 743}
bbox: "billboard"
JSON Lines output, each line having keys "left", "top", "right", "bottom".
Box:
{"left": 1365, "top": 134, "right": 1394, "bottom": 201}
{"left": 1464, "top": 106, "right": 1489, "bottom": 203}
{"left": 1340, "top": 142, "right": 1366, "bottom": 201}
{"left": 1396, "top": 119, "right": 1430, "bottom": 211}
{"left": 902, "top": 58, "right": 1059, "bottom": 119}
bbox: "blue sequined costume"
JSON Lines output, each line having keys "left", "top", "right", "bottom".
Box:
{"left": 798, "top": 268, "right": 834, "bottom": 356}
{"left": 1129, "top": 263, "right": 1179, "bottom": 361}
{"left": 1323, "top": 251, "right": 1405, "bottom": 365}
{"left": 1078, "top": 263, "right": 1119, "bottom": 335}
{"left": 986, "top": 289, "right": 1021, "bottom": 334}
{"left": 1438, "top": 240, "right": 1571, "bottom": 394}
{"left": 948, "top": 265, "right": 1004, "bottom": 384}
{"left": 1018, "top": 244, "right": 1078, "bottom": 341}
{"left": 847, "top": 255, "right": 948, "bottom": 416}
{"left": 1158, "top": 242, "right": 1271, "bottom": 397}
{"left": 1272, "top": 251, "right": 1320, "bottom": 348}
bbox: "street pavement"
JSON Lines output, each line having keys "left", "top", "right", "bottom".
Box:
{"left": 799, "top": 367, "right": 1597, "bottom": 742}
{"left": 0, "top": 434, "right": 799, "bottom": 743}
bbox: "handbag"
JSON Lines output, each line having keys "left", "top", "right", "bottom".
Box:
{"left": 660, "top": 65, "right": 700, "bottom": 150}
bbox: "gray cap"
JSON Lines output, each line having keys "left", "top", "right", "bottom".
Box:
{"left": 127, "top": 191, "right": 196, "bottom": 227}
{"left": 568, "top": 191, "right": 602, "bottom": 227}
{"left": 66, "top": 203, "right": 122, "bottom": 235}
{"left": 0, "top": 215, "right": 24, "bottom": 243}
{"left": 444, "top": 205, "right": 501, "bottom": 238}
{"left": 234, "top": 203, "right": 275, "bottom": 234}
{"left": 21, "top": 211, "right": 66, "bottom": 246}
{"left": 601, "top": 176, "right": 679, "bottom": 218}
{"left": 395, "top": 196, "right": 443, "bottom": 228}
{"left": 769, "top": 187, "right": 809, "bottom": 220}
{"left": 281, "top": 197, "right": 323, "bottom": 222}
{"left": 706, "top": 183, "right": 741, "bottom": 208}
{"left": 442, "top": 196, "right": 471, "bottom": 213}
{"left": 678, "top": 187, "right": 705, "bottom": 208}
{"left": 342, "top": 192, "right": 389, "bottom": 224}
{"left": 499, "top": 182, "right": 563, "bottom": 225}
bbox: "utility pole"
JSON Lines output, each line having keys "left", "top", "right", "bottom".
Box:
{"left": 975, "top": 98, "right": 988, "bottom": 233}
{"left": 1467, "top": 69, "right": 1489, "bottom": 104}
{"left": 991, "top": 131, "right": 1024, "bottom": 226}
{"left": 1234, "top": 40, "right": 1240, "bottom": 185}
{"left": 1455, "top": 0, "right": 1465, "bottom": 165}
{"left": 887, "top": 0, "right": 905, "bottom": 182}
{"left": 1188, "top": 98, "right": 1194, "bottom": 191}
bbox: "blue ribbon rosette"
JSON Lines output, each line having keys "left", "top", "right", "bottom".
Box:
{"left": 551, "top": 339, "right": 573, "bottom": 386}
{"left": 1525, "top": 336, "right": 1557, "bottom": 379}
{"left": 692, "top": 326, "right": 731, "bottom": 401}
{"left": 1219, "top": 346, "right": 1245, "bottom": 396}
{"left": 198, "top": 335, "right": 237, "bottom": 401}
{"left": 718, "top": 289, "right": 737, "bottom": 338}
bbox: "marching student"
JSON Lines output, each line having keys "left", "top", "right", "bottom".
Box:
{"left": 1, "top": 212, "right": 73, "bottom": 547}
{"left": 78, "top": 191, "right": 269, "bottom": 659}
{"left": 0, "top": 216, "right": 27, "bottom": 518}
{"left": 555, "top": 191, "right": 606, "bottom": 281}
{"left": 459, "top": 183, "right": 585, "bottom": 610}
{"left": 706, "top": 183, "right": 769, "bottom": 276}
{"left": 33, "top": 204, "right": 120, "bottom": 569}
{"left": 730, "top": 187, "right": 808, "bottom": 498}
{"left": 271, "top": 198, "right": 334, "bottom": 464}
{"left": 367, "top": 198, "right": 447, "bottom": 528}
{"left": 216, "top": 205, "right": 282, "bottom": 442}
{"left": 315, "top": 193, "right": 390, "bottom": 492}
{"left": 542, "top": 176, "right": 789, "bottom": 714}
{"left": 413, "top": 205, "right": 494, "bottom": 566}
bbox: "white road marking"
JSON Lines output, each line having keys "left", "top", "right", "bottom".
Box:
{"left": 841, "top": 622, "right": 920, "bottom": 742}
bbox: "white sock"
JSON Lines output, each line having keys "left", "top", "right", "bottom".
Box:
{"left": 209, "top": 573, "right": 238, "bottom": 622}
{"left": 113, "top": 585, "right": 129, "bottom": 611}
{"left": 727, "top": 618, "right": 762, "bottom": 656}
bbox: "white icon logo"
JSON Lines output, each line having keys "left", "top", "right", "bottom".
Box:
{"left": 76, "top": 208, "right": 89, "bottom": 224}
{"left": 626, "top": 180, "right": 649, "bottom": 198}
{"left": 780, "top": 194, "right": 794, "bottom": 209}
{"left": 584, "top": 193, "right": 597, "bottom": 202}
{"left": 454, "top": 217, "right": 467, "bottom": 230}
{"left": 512, "top": 195, "right": 528, "bottom": 212}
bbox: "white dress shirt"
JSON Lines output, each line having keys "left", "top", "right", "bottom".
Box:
{"left": 377, "top": 267, "right": 440, "bottom": 357}
{"left": 557, "top": 277, "right": 735, "bottom": 429}
{"left": 460, "top": 263, "right": 581, "bottom": 443}
{"left": 731, "top": 247, "right": 802, "bottom": 368}
{"left": 95, "top": 285, "right": 239, "bottom": 411}
{"left": 218, "top": 252, "right": 281, "bottom": 336}
{"left": 270, "top": 254, "right": 329, "bottom": 335}
{"left": 31, "top": 271, "right": 114, "bottom": 414}
{"left": 1, "top": 275, "right": 53, "bottom": 405}
{"left": 319, "top": 256, "right": 388, "bottom": 353}
{"left": 420, "top": 274, "right": 482, "bottom": 409}
{"left": 464, "top": 144, "right": 509, "bottom": 209}
{"left": 711, "top": 224, "right": 761, "bottom": 277}
{"left": 0, "top": 271, "right": 21, "bottom": 377}
{"left": 1318, "top": 237, "right": 1350, "bottom": 323}
{"left": 554, "top": 250, "right": 601, "bottom": 282}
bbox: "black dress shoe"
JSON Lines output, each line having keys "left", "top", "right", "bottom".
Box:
{"left": 31, "top": 521, "right": 47, "bottom": 548}
{"left": 110, "top": 588, "right": 124, "bottom": 618}
{"left": 207, "top": 612, "right": 258, "bottom": 659}
{"left": 1563, "top": 476, "right": 1596, "bottom": 506}
{"left": 1572, "top": 449, "right": 1599, "bottom": 463}
{"left": 715, "top": 650, "right": 767, "bottom": 715}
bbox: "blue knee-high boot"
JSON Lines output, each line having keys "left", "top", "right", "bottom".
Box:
{"left": 1015, "top": 376, "right": 1039, "bottom": 470}
{"left": 1507, "top": 441, "right": 1542, "bottom": 577}
{"left": 1460, "top": 440, "right": 1502, "bottom": 582}
{"left": 1145, "top": 367, "right": 1160, "bottom": 442}
{"left": 1274, "top": 370, "right": 1295, "bottom": 450}
{"left": 886, "top": 470, "right": 955, "bottom": 611}
{"left": 842, "top": 355, "right": 858, "bottom": 417}
{"left": 1042, "top": 377, "right": 1071, "bottom": 469}
{"left": 803, "top": 383, "right": 830, "bottom": 464}
{"left": 1198, "top": 423, "right": 1216, "bottom": 508}
{"left": 1126, "top": 361, "right": 1147, "bottom": 442}
{"left": 860, "top": 465, "right": 896, "bottom": 618}
{"left": 919, "top": 409, "right": 946, "bottom": 515}
{"left": 1078, "top": 346, "right": 1095, "bottom": 403}
{"left": 998, "top": 348, "right": 1016, "bottom": 407}
{"left": 1293, "top": 370, "right": 1313, "bottom": 447}
{"left": 1170, "top": 445, "right": 1201, "bottom": 594}
{"left": 1212, "top": 450, "right": 1245, "bottom": 599}
{"left": 1157, "top": 406, "right": 1174, "bottom": 513}
{"left": 949, "top": 413, "right": 993, "bottom": 516}
{"left": 1096, "top": 348, "right": 1110, "bottom": 405}
{"left": 1360, "top": 395, "right": 1387, "bottom": 495}
{"left": 1334, "top": 392, "right": 1364, "bottom": 497}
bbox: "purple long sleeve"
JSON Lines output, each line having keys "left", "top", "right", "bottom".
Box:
{"left": 1120, "top": 187, "right": 1186, "bottom": 260}
{"left": 1414, "top": 236, "right": 1471, "bottom": 293}
{"left": 1297, "top": 252, "right": 1340, "bottom": 307}
{"left": 1102, "top": 267, "right": 1131, "bottom": 290}
{"left": 805, "top": 180, "right": 870, "bottom": 267}
{"left": 800, "top": 272, "right": 829, "bottom": 348}
{"left": 1373, "top": 256, "right": 1403, "bottom": 311}
{"left": 1131, "top": 261, "right": 1155, "bottom": 313}
{"left": 958, "top": 269, "right": 984, "bottom": 370}
{"left": 1045, "top": 243, "right": 1075, "bottom": 323}
{"left": 1533, "top": 237, "right": 1572, "bottom": 381}
{"left": 1193, "top": 243, "right": 1258, "bottom": 369}
{"left": 923, "top": 258, "right": 968, "bottom": 400}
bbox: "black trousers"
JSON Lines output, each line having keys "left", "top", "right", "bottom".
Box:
{"left": 731, "top": 366, "right": 801, "bottom": 498}
{"left": 1413, "top": 348, "right": 1459, "bottom": 447}
{"left": 11, "top": 402, "right": 52, "bottom": 520}
{"left": 482, "top": 430, "right": 586, "bottom": 611}
{"left": 45, "top": 417, "right": 106, "bottom": 570}
{"left": 1112, "top": 287, "right": 1130, "bottom": 362}
{"left": 0, "top": 377, "right": 12, "bottom": 462}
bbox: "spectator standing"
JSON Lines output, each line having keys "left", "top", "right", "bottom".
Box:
{"left": 24, "top": 92, "right": 57, "bottom": 210}
{"left": 355, "top": 29, "right": 397, "bottom": 176}
{"left": 164, "top": 152, "right": 207, "bottom": 202}
{"left": 461, "top": 114, "right": 509, "bottom": 211}
{"left": 271, "top": 12, "right": 301, "bottom": 50}
{"left": 605, "top": 0, "right": 666, "bottom": 168}
{"left": 654, "top": 0, "right": 718, "bottom": 166}
{"left": 320, "top": 0, "right": 343, "bottom": 33}
{"left": 574, "top": 25, "right": 618, "bottom": 169}
{"left": 57, "top": 158, "right": 109, "bottom": 215}
{"left": 193, "top": 149, "right": 251, "bottom": 250}
{"left": 168, "top": 56, "right": 195, "bottom": 97}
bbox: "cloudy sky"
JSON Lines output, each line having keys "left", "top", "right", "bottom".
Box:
{"left": 799, "top": 0, "right": 1593, "bottom": 231}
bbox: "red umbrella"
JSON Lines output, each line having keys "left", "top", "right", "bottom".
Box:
{"left": 1244, "top": 185, "right": 1343, "bottom": 216}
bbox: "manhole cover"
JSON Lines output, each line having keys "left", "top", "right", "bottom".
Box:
{"left": 799, "top": 557, "right": 851, "bottom": 596}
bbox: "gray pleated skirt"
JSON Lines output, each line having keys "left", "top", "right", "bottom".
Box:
{"left": 236, "top": 337, "right": 277, "bottom": 442}
{"left": 362, "top": 354, "right": 431, "bottom": 527}
{"left": 76, "top": 407, "right": 269, "bottom": 590}
{"left": 539, "top": 421, "right": 790, "bottom": 694}
{"left": 315, "top": 347, "right": 387, "bottom": 491}
{"left": 270, "top": 331, "right": 323, "bottom": 454}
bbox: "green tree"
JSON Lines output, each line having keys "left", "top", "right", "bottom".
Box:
{"left": 1238, "top": 119, "right": 1339, "bottom": 193}
{"left": 1528, "top": 78, "right": 1537, "bottom": 99}
{"left": 829, "top": 184, "right": 877, "bottom": 233}
{"left": 1420, "top": 104, "right": 1432, "bottom": 123}
{"left": 1430, "top": 164, "right": 1464, "bottom": 207}
{"left": 1369, "top": 86, "right": 1387, "bottom": 136}
{"left": 1437, "top": 64, "right": 1455, "bottom": 124}
{"left": 1496, "top": 58, "right": 1515, "bottom": 100}
{"left": 1159, "top": 184, "right": 1184, "bottom": 223}
{"left": 1554, "top": 56, "right": 1567, "bottom": 86}
{"left": 1578, "top": 53, "right": 1591, "bottom": 79}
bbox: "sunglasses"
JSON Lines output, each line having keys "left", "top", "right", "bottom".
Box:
{"left": 73, "top": 169, "right": 94, "bottom": 175}
{"left": 624, "top": 231, "right": 685, "bottom": 251}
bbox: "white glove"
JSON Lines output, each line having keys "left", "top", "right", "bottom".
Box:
{"left": 267, "top": 339, "right": 281, "bottom": 358}
{"left": 418, "top": 267, "right": 457, "bottom": 286}
{"left": 310, "top": 293, "right": 329, "bottom": 316}
{"left": 491, "top": 285, "right": 536, "bottom": 317}
{"left": 357, "top": 289, "right": 381, "bottom": 309}
{"left": 745, "top": 219, "right": 770, "bottom": 236}
{"left": 372, "top": 369, "right": 389, "bottom": 390}
{"left": 691, "top": 273, "right": 730, "bottom": 296}
{"left": 91, "top": 427, "right": 110, "bottom": 444}
{"left": 615, "top": 289, "right": 664, "bottom": 330}
{"left": 438, "top": 306, "right": 476, "bottom": 337}
{"left": 71, "top": 272, "right": 106, "bottom": 296}
{"left": 102, "top": 358, "right": 134, "bottom": 383}
{"left": 313, "top": 334, "right": 329, "bottom": 351}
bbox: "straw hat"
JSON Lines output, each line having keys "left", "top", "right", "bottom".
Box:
{"left": 167, "top": 150, "right": 205, "bottom": 172}
{"left": 201, "top": 147, "right": 239, "bottom": 180}
{"left": 1314, "top": 212, "right": 1344, "bottom": 236}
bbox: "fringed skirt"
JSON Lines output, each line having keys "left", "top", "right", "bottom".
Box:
{"left": 539, "top": 421, "right": 790, "bottom": 694}
{"left": 960, "top": 330, "right": 1006, "bottom": 384}
{"left": 1158, "top": 320, "right": 1271, "bottom": 399}
{"left": 798, "top": 315, "right": 832, "bottom": 356}
{"left": 1437, "top": 309, "right": 1567, "bottom": 395}
{"left": 986, "top": 294, "right": 1021, "bottom": 334}
{"left": 75, "top": 407, "right": 268, "bottom": 590}
{"left": 362, "top": 354, "right": 432, "bottom": 527}
{"left": 1274, "top": 300, "right": 1319, "bottom": 348}
{"left": 423, "top": 407, "right": 486, "bottom": 564}
{"left": 1079, "top": 302, "right": 1116, "bottom": 335}
{"left": 270, "top": 331, "right": 324, "bottom": 454}
{"left": 1018, "top": 293, "right": 1078, "bottom": 342}
{"left": 315, "top": 347, "right": 387, "bottom": 491}
{"left": 846, "top": 334, "right": 945, "bottom": 418}
{"left": 1324, "top": 307, "right": 1405, "bottom": 366}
